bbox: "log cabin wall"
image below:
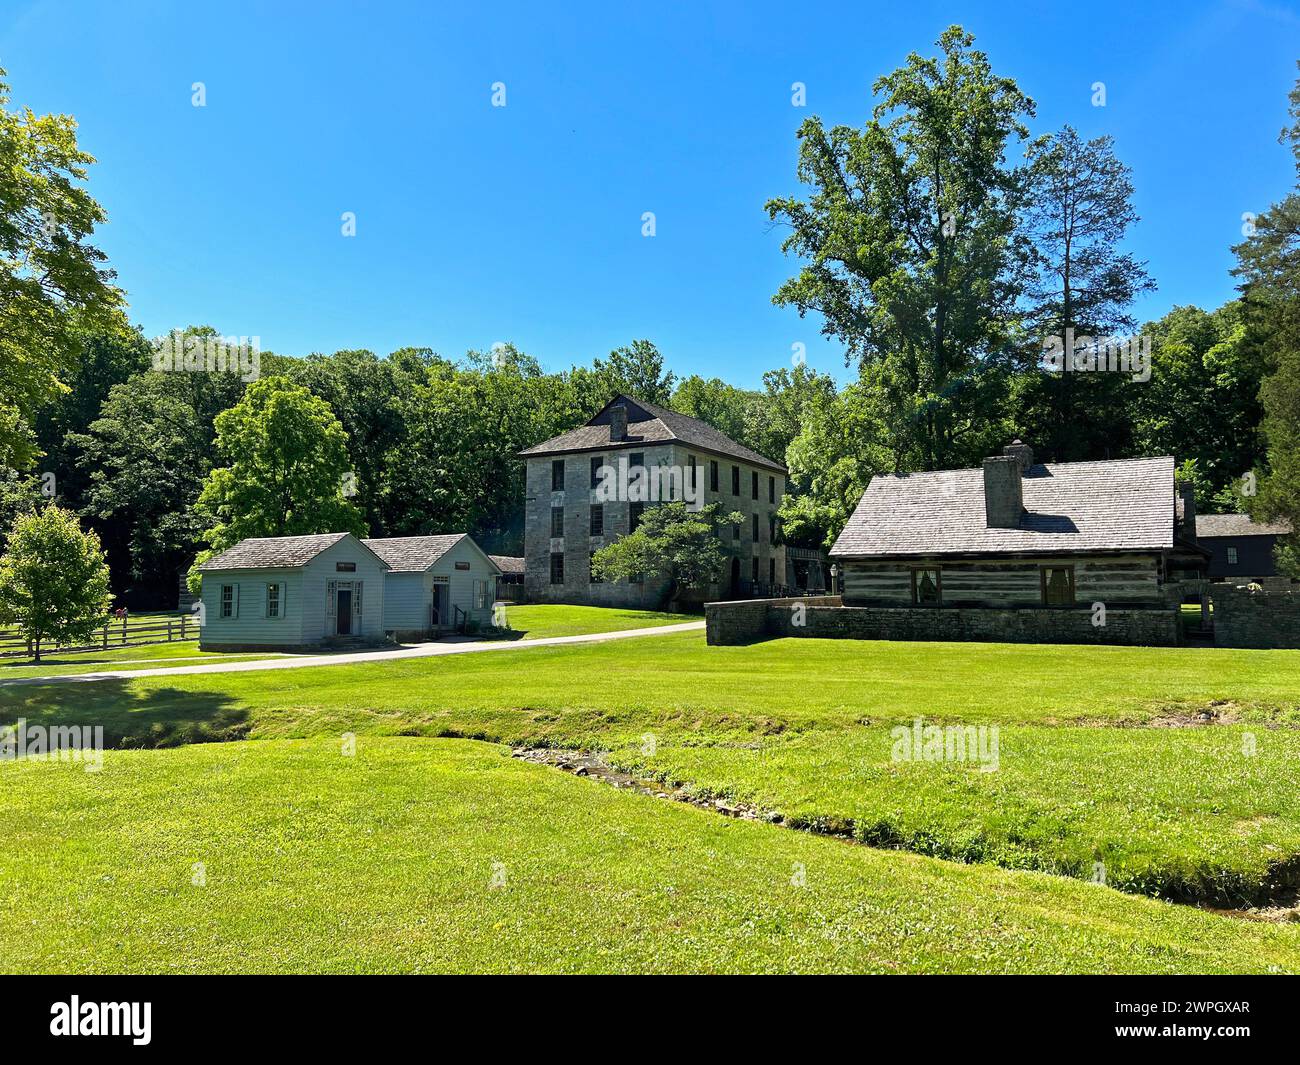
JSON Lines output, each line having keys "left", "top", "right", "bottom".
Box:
{"left": 842, "top": 553, "right": 1163, "bottom": 608}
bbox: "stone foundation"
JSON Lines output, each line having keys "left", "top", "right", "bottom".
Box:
{"left": 706, "top": 597, "right": 1180, "bottom": 647}
{"left": 1212, "top": 584, "right": 1300, "bottom": 648}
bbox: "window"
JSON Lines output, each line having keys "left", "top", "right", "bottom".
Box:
{"left": 687, "top": 455, "right": 697, "bottom": 491}
{"left": 220, "top": 584, "right": 236, "bottom": 618}
{"left": 752, "top": 513, "right": 759, "bottom": 541}
{"left": 769, "top": 514, "right": 777, "bottom": 544}
{"left": 551, "top": 506, "right": 564, "bottom": 537}
{"left": 590, "top": 503, "right": 604, "bottom": 536}
{"left": 751, "top": 470, "right": 759, "bottom": 500}
{"left": 733, "top": 519, "right": 741, "bottom": 541}
{"left": 549, "top": 552, "right": 564, "bottom": 585}
{"left": 709, "top": 460, "right": 719, "bottom": 492}
{"left": 769, "top": 558, "right": 776, "bottom": 585}
{"left": 731, "top": 465, "right": 740, "bottom": 495}
{"left": 266, "top": 582, "right": 281, "bottom": 619}
{"left": 455, "top": 561, "right": 470, "bottom": 570}
{"left": 751, "top": 557, "right": 759, "bottom": 584}
{"left": 769, "top": 476, "right": 776, "bottom": 504}
{"left": 590, "top": 455, "right": 604, "bottom": 489}
{"left": 1040, "top": 566, "right": 1075, "bottom": 606}
{"left": 629, "top": 451, "right": 644, "bottom": 473}
{"left": 335, "top": 561, "right": 356, "bottom": 572}
{"left": 551, "top": 459, "right": 565, "bottom": 491}
{"left": 589, "top": 551, "right": 602, "bottom": 583}
{"left": 629, "top": 501, "right": 644, "bottom": 531}
{"left": 911, "top": 568, "right": 942, "bottom": 606}
{"left": 1227, "top": 546, "right": 1239, "bottom": 566}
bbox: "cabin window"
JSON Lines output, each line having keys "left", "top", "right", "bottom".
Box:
{"left": 551, "top": 459, "right": 565, "bottom": 491}
{"left": 550, "top": 506, "right": 564, "bottom": 537}
{"left": 335, "top": 562, "right": 356, "bottom": 572}
{"left": 549, "top": 552, "right": 564, "bottom": 585}
{"left": 220, "top": 584, "right": 236, "bottom": 618}
{"left": 1040, "top": 566, "right": 1075, "bottom": 606}
{"left": 630, "top": 501, "right": 644, "bottom": 531}
{"left": 911, "top": 568, "right": 941, "bottom": 606}
{"left": 590, "top": 456, "right": 604, "bottom": 489}
{"left": 590, "top": 503, "right": 604, "bottom": 536}
{"left": 731, "top": 465, "right": 740, "bottom": 495}
{"left": 1227, "top": 547, "right": 1239, "bottom": 566}
{"left": 266, "top": 582, "right": 282, "bottom": 619}
{"left": 769, "top": 476, "right": 776, "bottom": 504}
{"left": 709, "top": 460, "right": 719, "bottom": 492}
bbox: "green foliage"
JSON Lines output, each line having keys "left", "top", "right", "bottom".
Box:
{"left": 0, "top": 68, "right": 122, "bottom": 469}
{"left": 592, "top": 339, "right": 675, "bottom": 405}
{"left": 189, "top": 377, "right": 365, "bottom": 590}
{"left": 767, "top": 26, "right": 1032, "bottom": 469}
{"left": 0, "top": 503, "right": 111, "bottom": 659}
{"left": 591, "top": 501, "right": 741, "bottom": 601}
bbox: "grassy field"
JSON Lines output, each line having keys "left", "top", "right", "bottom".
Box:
{"left": 2, "top": 737, "right": 1296, "bottom": 974}
{"left": 4, "top": 623, "right": 1300, "bottom": 905}
{"left": 0, "top": 641, "right": 283, "bottom": 680}
{"left": 500, "top": 603, "right": 697, "bottom": 640}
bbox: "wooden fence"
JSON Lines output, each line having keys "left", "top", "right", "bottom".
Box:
{"left": 0, "top": 614, "right": 197, "bottom": 658}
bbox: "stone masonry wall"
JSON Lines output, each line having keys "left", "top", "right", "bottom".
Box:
{"left": 1212, "top": 584, "right": 1300, "bottom": 648}
{"left": 707, "top": 598, "right": 1180, "bottom": 647}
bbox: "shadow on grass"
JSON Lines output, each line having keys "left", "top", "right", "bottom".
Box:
{"left": 0, "top": 679, "right": 249, "bottom": 749}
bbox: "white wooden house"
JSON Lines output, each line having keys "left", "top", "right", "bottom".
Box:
{"left": 362, "top": 534, "right": 501, "bottom": 639}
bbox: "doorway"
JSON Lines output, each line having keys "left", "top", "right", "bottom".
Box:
{"left": 336, "top": 587, "right": 353, "bottom": 635}
{"left": 432, "top": 583, "right": 449, "bottom": 632}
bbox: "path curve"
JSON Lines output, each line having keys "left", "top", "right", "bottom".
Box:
{"left": 0, "top": 621, "right": 705, "bottom": 686}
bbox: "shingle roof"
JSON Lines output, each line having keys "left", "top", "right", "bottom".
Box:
{"left": 362, "top": 534, "right": 467, "bottom": 572}
{"left": 489, "top": 555, "right": 525, "bottom": 574}
{"left": 830, "top": 456, "right": 1176, "bottom": 559}
{"left": 518, "top": 394, "right": 786, "bottom": 473}
{"left": 198, "top": 532, "right": 354, "bottom": 571}
{"left": 1196, "top": 513, "right": 1292, "bottom": 539}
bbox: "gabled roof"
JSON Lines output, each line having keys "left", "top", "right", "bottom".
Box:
{"left": 830, "top": 456, "right": 1176, "bottom": 559}
{"left": 362, "top": 534, "right": 470, "bottom": 573}
{"left": 1196, "top": 513, "right": 1292, "bottom": 538}
{"left": 489, "top": 555, "right": 525, "bottom": 574}
{"left": 518, "top": 394, "right": 786, "bottom": 473}
{"left": 199, "top": 532, "right": 380, "bottom": 571}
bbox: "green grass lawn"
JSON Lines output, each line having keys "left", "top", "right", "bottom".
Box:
{"left": 3, "top": 627, "right": 1300, "bottom": 905}
{"left": 0, "top": 641, "right": 283, "bottom": 680}
{"left": 2, "top": 737, "right": 1296, "bottom": 974}
{"left": 500, "top": 603, "right": 698, "bottom": 640}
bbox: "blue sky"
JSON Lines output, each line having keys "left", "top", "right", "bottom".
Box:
{"left": 3, "top": 0, "right": 1299, "bottom": 387}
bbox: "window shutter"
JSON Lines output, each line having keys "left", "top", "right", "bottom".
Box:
{"left": 327, "top": 580, "right": 336, "bottom": 617}
{"left": 262, "top": 583, "right": 268, "bottom": 618}
{"left": 233, "top": 583, "right": 240, "bottom": 619}
{"left": 280, "top": 582, "right": 287, "bottom": 615}
{"left": 355, "top": 581, "right": 363, "bottom": 616}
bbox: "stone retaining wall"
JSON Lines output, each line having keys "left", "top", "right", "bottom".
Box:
{"left": 707, "top": 597, "right": 1180, "bottom": 647}
{"left": 1212, "top": 584, "right": 1300, "bottom": 648}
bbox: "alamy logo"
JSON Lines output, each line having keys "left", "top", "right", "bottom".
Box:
{"left": 1041, "top": 328, "right": 1150, "bottom": 382}
{"left": 593, "top": 457, "right": 703, "bottom": 510}
{"left": 50, "top": 996, "right": 151, "bottom": 1045}
{"left": 0, "top": 718, "right": 103, "bottom": 773}
{"left": 890, "top": 716, "right": 1000, "bottom": 772}
{"left": 151, "top": 330, "right": 261, "bottom": 382}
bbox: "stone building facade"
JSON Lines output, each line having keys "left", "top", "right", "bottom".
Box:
{"left": 520, "top": 395, "right": 787, "bottom": 609}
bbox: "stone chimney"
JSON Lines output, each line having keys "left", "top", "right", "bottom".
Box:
{"left": 983, "top": 455, "right": 1024, "bottom": 529}
{"left": 1002, "top": 439, "right": 1034, "bottom": 471}
{"left": 1179, "top": 482, "right": 1197, "bottom": 541}
{"left": 609, "top": 403, "right": 628, "bottom": 441}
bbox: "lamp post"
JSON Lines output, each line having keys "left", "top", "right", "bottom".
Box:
{"left": 829, "top": 563, "right": 838, "bottom": 596}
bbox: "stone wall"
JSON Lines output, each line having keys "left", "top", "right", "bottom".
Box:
{"left": 705, "top": 596, "right": 840, "bottom": 645}
{"left": 1212, "top": 584, "right": 1300, "bottom": 649}
{"left": 707, "top": 597, "right": 1179, "bottom": 647}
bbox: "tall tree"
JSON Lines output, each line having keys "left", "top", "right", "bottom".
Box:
{"left": 0, "top": 503, "right": 111, "bottom": 661}
{"left": 767, "top": 26, "right": 1033, "bottom": 470}
{"left": 592, "top": 339, "right": 676, "bottom": 405}
{"left": 1233, "top": 67, "right": 1300, "bottom": 572}
{"left": 0, "top": 68, "right": 122, "bottom": 469}
{"left": 189, "top": 377, "right": 365, "bottom": 587}
{"left": 1015, "top": 126, "right": 1154, "bottom": 460}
